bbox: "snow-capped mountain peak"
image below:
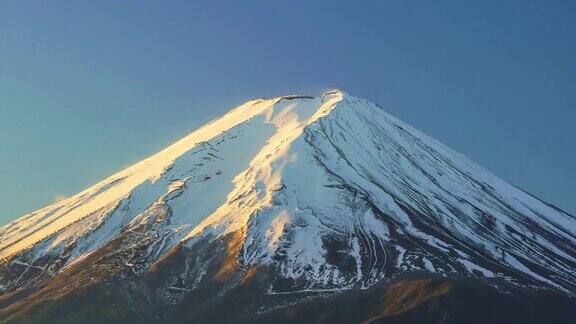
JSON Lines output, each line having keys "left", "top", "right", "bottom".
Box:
{"left": 1, "top": 90, "right": 575, "bottom": 304}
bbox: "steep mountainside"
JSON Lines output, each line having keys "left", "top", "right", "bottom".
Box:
{"left": 1, "top": 90, "right": 575, "bottom": 323}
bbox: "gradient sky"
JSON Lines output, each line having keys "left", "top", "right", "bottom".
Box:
{"left": 0, "top": 1, "right": 574, "bottom": 225}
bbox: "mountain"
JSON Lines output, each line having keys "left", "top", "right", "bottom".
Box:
{"left": 1, "top": 90, "right": 575, "bottom": 323}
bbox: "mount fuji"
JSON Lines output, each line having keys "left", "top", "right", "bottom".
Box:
{"left": 1, "top": 90, "right": 575, "bottom": 323}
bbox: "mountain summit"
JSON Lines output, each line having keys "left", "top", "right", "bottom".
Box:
{"left": 1, "top": 90, "right": 575, "bottom": 323}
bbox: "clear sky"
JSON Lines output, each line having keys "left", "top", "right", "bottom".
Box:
{"left": 0, "top": 1, "right": 574, "bottom": 224}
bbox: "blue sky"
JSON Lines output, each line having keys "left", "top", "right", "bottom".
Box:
{"left": 0, "top": 1, "right": 574, "bottom": 224}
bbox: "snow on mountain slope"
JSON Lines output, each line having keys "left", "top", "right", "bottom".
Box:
{"left": 0, "top": 93, "right": 340, "bottom": 261}
{"left": 1, "top": 90, "right": 575, "bottom": 297}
